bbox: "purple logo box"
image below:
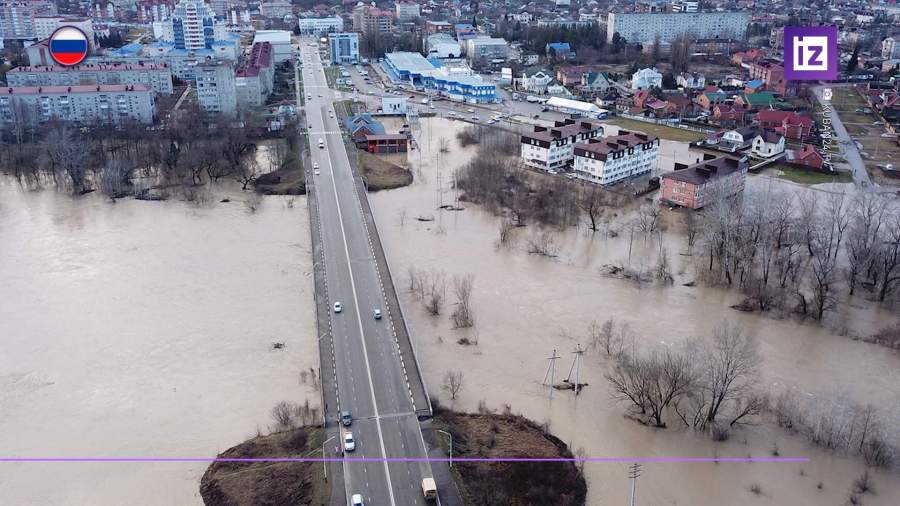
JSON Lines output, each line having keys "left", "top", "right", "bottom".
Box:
{"left": 784, "top": 26, "right": 838, "bottom": 81}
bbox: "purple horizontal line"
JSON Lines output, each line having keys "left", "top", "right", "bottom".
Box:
{"left": 0, "top": 457, "right": 808, "bottom": 463}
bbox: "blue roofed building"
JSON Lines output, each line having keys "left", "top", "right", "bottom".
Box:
{"left": 546, "top": 42, "right": 572, "bottom": 60}
{"left": 382, "top": 52, "right": 497, "bottom": 103}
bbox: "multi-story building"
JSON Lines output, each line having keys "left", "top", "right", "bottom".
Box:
{"left": 424, "top": 20, "right": 452, "bottom": 34}
{"left": 747, "top": 59, "right": 793, "bottom": 96}
{"left": 195, "top": 60, "right": 237, "bottom": 116}
{"left": 137, "top": 0, "right": 176, "bottom": 23}
{"left": 253, "top": 30, "right": 292, "bottom": 63}
{"left": 259, "top": 0, "right": 291, "bottom": 19}
{"left": 6, "top": 62, "right": 174, "bottom": 95}
{"left": 606, "top": 11, "right": 749, "bottom": 45}
{"left": 33, "top": 16, "right": 93, "bottom": 45}
{"left": 660, "top": 154, "right": 749, "bottom": 209}
{"left": 395, "top": 1, "right": 420, "bottom": 22}
{"left": 297, "top": 16, "right": 343, "bottom": 35}
{"left": 171, "top": 0, "right": 220, "bottom": 51}
{"left": 882, "top": 36, "right": 900, "bottom": 60}
{"left": 0, "top": 0, "right": 36, "bottom": 40}
{"left": 383, "top": 51, "right": 497, "bottom": 103}
{"left": 328, "top": 32, "right": 359, "bottom": 65}
{"left": 573, "top": 131, "right": 660, "bottom": 185}
{"left": 670, "top": 0, "right": 698, "bottom": 12}
{"left": 0, "top": 84, "right": 154, "bottom": 127}
{"left": 465, "top": 37, "right": 508, "bottom": 67}
{"left": 352, "top": 4, "right": 392, "bottom": 35}
{"left": 425, "top": 33, "right": 461, "bottom": 59}
{"left": 631, "top": 68, "right": 662, "bottom": 90}
{"left": 520, "top": 119, "right": 605, "bottom": 172}
{"left": 235, "top": 41, "right": 273, "bottom": 109}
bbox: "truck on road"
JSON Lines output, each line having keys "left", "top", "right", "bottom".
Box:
{"left": 422, "top": 477, "right": 437, "bottom": 501}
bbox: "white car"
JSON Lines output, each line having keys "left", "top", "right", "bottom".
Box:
{"left": 343, "top": 431, "right": 356, "bottom": 451}
{"left": 466, "top": 108, "right": 475, "bottom": 113}
{"left": 351, "top": 494, "right": 364, "bottom": 506}
{"left": 334, "top": 302, "right": 342, "bottom": 313}
{"left": 314, "top": 169, "right": 320, "bottom": 175}
{"left": 329, "top": 111, "right": 334, "bottom": 118}
{"left": 373, "top": 309, "right": 382, "bottom": 320}
{"left": 313, "top": 162, "right": 319, "bottom": 170}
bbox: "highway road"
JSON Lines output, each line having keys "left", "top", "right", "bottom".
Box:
{"left": 813, "top": 84, "right": 873, "bottom": 187}
{"left": 297, "top": 39, "right": 439, "bottom": 506}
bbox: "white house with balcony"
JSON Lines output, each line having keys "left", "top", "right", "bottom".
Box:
{"left": 676, "top": 72, "right": 705, "bottom": 89}
{"left": 631, "top": 67, "right": 662, "bottom": 90}
{"left": 750, "top": 130, "right": 785, "bottom": 158}
{"left": 520, "top": 119, "right": 605, "bottom": 172}
{"left": 573, "top": 131, "right": 660, "bottom": 185}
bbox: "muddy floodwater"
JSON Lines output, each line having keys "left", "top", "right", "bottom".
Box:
{"left": 371, "top": 118, "right": 900, "bottom": 505}
{"left": 0, "top": 181, "right": 318, "bottom": 505}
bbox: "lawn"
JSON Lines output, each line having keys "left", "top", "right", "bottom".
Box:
{"left": 605, "top": 117, "right": 707, "bottom": 143}
{"left": 766, "top": 164, "right": 853, "bottom": 185}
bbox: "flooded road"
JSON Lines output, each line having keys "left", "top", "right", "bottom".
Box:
{"left": 0, "top": 181, "right": 317, "bottom": 505}
{"left": 371, "top": 118, "right": 900, "bottom": 505}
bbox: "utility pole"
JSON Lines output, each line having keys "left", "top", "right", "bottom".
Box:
{"left": 565, "top": 344, "right": 585, "bottom": 395}
{"left": 437, "top": 429, "right": 453, "bottom": 467}
{"left": 541, "top": 349, "right": 560, "bottom": 399}
{"left": 629, "top": 463, "right": 642, "bottom": 506}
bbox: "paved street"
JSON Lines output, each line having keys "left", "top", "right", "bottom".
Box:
{"left": 813, "top": 84, "right": 872, "bottom": 187}
{"left": 297, "top": 39, "right": 454, "bottom": 506}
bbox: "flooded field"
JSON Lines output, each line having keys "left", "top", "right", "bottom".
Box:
{"left": 371, "top": 118, "right": 900, "bottom": 505}
{"left": 0, "top": 181, "right": 318, "bottom": 505}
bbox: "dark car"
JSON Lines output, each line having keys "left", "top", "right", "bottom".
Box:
{"left": 341, "top": 411, "right": 353, "bottom": 426}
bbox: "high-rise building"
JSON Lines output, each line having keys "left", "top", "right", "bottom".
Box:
{"left": 394, "top": 2, "right": 420, "bottom": 22}
{"left": 235, "top": 42, "right": 274, "bottom": 109}
{"left": 0, "top": 1, "right": 36, "bottom": 40}
{"left": 171, "top": 0, "right": 219, "bottom": 51}
{"left": 195, "top": 60, "right": 236, "bottom": 116}
{"left": 352, "top": 4, "right": 392, "bottom": 35}
{"left": 33, "top": 17, "right": 94, "bottom": 48}
{"left": 328, "top": 32, "right": 359, "bottom": 65}
{"left": 7, "top": 62, "right": 174, "bottom": 95}
{"left": 0, "top": 84, "right": 155, "bottom": 127}
{"left": 606, "top": 11, "right": 750, "bottom": 45}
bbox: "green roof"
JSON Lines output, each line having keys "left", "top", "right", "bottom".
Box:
{"left": 740, "top": 92, "right": 776, "bottom": 105}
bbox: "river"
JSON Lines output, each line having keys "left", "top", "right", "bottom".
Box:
{"left": 370, "top": 117, "right": 900, "bottom": 505}
{"left": 0, "top": 181, "right": 318, "bottom": 504}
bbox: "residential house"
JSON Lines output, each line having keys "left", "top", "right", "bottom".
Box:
{"left": 747, "top": 60, "right": 792, "bottom": 96}
{"left": 666, "top": 94, "right": 695, "bottom": 117}
{"left": 713, "top": 104, "right": 744, "bottom": 127}
{"left": 676, "top": 72, "right": 705, "bottom": 89}
{"left": 345, "top": 113, "right": 385, "bottom": 146}
{"left": 660, "top": 155, "right": 749, "bottom": 209}
{"left": 730, "top": 48, "right": 763, "bottom": 66}
{"left": 546, "top": 42, "right": 572, "bottom": 60}
{"left": 557, "top": 66, "right": 592, "bottom": 87}
{"left": 631, "top": 68, "right": 663, "bottom": 90}
{"left": 519, "top": 68, "right": 554, "bottom": 94}
{"left": 755, "top": 110, "right": 813, "bottom": 140}
{"left": 734, "top": 91, "right": 777, "bottom": 110}
{"left": 743, "top": 79, "right": 764, "bottom": 94}
{"left": 719, "top": 126, "right": 758, "bottom": 152}
{"left": 520, "top": 119, "right": 605, "bottom": 172}
{"left": 579, "top": 71, "right": 613, "bottom": 96}
{"left": 697, "top": 89, "right": 727, "bottom": 110}
{"left": 750, "top": 130, "right": 785, "bottom": 158}
{"left": 785, "top": 144, "right": 826, "bottom": 170}
{"left": 632, "top": 90, "right": 652, "bottom": 109}
{"left": 573, "top": 130, "right": 660, "bottom": 185}
{"left": 365, "top": 134, "right": 408, "bottom": 153}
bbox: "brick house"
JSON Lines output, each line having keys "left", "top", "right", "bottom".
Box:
{"left": 697, "top": 90, "right": 727, "bottom": 110}
{"left": 365, "top": 134, "right": 408, "bottom": 153}
{"left": 754, "top": 110, "right": 813, "bottom": 140}
{"left": 713, "top": 104, "right": 744, "bottom": 127}
{"left": 785, "top": 144, "right": 826, "bottom": 170}
{"left": 660, "top": 155, "right": 749, "bottom": 209}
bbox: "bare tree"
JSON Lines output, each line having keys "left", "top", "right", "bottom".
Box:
{"left": 845, "top": 191, "right": 887, "bottom": 295}
{"left": 606, "top": 346, "right": 696, "bottom": 427}
{"left": 450, "top": 274, "right": 475, "bottom": 328}
{"left": 527, "top": 229, "right": 559, "bottom": 257}
{"left": 442, "top": 370, "right": 464, "bottom": 400}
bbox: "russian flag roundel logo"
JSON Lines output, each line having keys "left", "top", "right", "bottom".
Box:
{"left": 49, "top": 26, "right": 89, "bottom": 66}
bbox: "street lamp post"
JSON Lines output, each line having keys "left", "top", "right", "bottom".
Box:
{"left": 322, "top": 434, "right": 336, "bottom": 481}
{"left": 437, "top": 429, "right": 453, "bottom": 468}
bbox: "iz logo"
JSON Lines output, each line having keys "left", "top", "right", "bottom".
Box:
{"left": 784, "top": 26, "right": 838, "bottom": 81}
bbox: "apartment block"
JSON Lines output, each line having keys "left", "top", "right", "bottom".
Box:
{"left": 352, "top": 5, "right": 392, "bottom": 35}
{"left": 297, "top": 16, "right": 343, "bottom": 35}
{"left": 465, "top": 37, "right": 508, "bottom": 67}
{"left": 395, "top": 2, "right": 420, "bottom": 21}
{"left": 0, "top": 84, "right": 154, "bottom": 127}
{"left": 235, "top": 42, "right": 274, "bottom": 109}
{"left": 660, "top": 155, "right": 749, "bottom": 209}
{"left": 573, "top": 131, "right": 660, "bottom": 185}
{"left": 7, "top": 62, "right": 174, "bottom": 95}
{"left": 606, "top": 11, "right": 749, "bottom": 45}
{"left": 520, "top": 119, "right": 605, "bottom": 172}
{"left": 196, "top": 61, "right": 237, "bottom": 116}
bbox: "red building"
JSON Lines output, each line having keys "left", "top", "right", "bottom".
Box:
{"left": 365, "top": 134, "right": 408, "bottom": 153}
{"left": 755, "top": 110, "right": 813, "bottom": 140}
{"left": 786, "top": 144, "right": 826, "bottom": 170}
{"left": 713, "top": 104, "right": 745, "bottom": 126}
{"left": 660, "top": 155, "right": 749, "bottom": 210}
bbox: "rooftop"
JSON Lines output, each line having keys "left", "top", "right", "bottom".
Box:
{"left": 0, "top": 84, "right": 151, "bottom": 95}
{"left": 9, "top": 62, "right": 168, "bottom": 73}
{"left": 576, "top": 130, "right": 658, "bottom": 159}
{"left": 663, "top": 156, "right": 746, "bottom": 185}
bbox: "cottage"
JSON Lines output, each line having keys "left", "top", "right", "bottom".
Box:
{"left": 676, "top": 72, "right": 706, "bottom": 89}
{"left": 735, "top": 91, "right": 777, "bottom": 110}
{"left": 785, "top": 144, "right": 826, "bottom": 170}
{"left": 365, "top": 134, "right": 408, "bottom": 153}
{"left": 755, "top": 110, "right": 813, "bottom": 140}
{"left": 631, "top": 68, "right": 663, "bottom": 90}
{"left": 719, "top": 126, "right": 758, "bottom": 151}
{"left": 660, "top": 155, "right": 749, "bottom": 209}
{"left": 750, "top": 130, "right": 785, "bottom": 158}
{"left": 713, "top": 104, "right": 744, "bottom": 127}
